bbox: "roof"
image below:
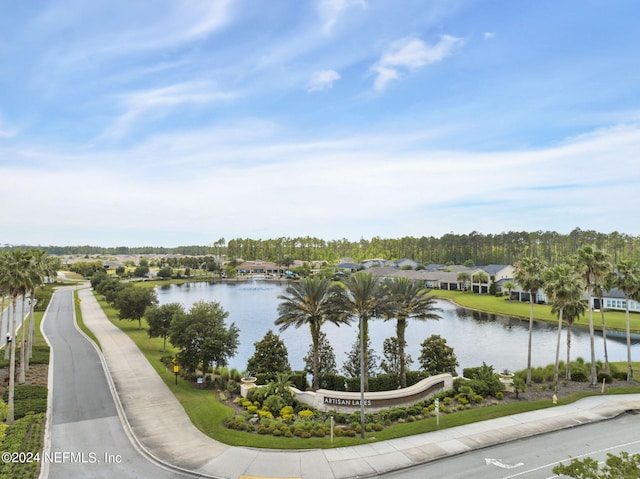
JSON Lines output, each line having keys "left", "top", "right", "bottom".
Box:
{"left": 479, "top": 264, "right": 511, "bottom": 274}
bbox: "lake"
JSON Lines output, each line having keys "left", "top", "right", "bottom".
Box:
{"left": 156, "top": 280, "right": 639, "bottom": 375}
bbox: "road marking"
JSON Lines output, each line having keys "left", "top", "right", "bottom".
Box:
{"left": 485, "top": 458, "right": 524, "bottom": 469}
{"left": 500, "top": 438, "right": 640, "bottom": 478}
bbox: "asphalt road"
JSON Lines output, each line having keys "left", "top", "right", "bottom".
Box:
{"left": 381, "top": 411, "right": 640, "bottom": 479}
{"left": 42, "top": 288, "right": 187, "bottom": 479}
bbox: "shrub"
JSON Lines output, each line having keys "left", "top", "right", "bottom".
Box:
{"left": 530, "top": 367, "right": 546, "bottom": 383}
{"left": 463, "top": 367, "right": 480, "bottom": 379}
{"left": 455, "top": 378, "right": 501, "bottom": 398}
{"left": 368, "top": 373, "right": 400, "bottom": 392}
{"left": 257, "top": 410, "right": 273, "bottom": 419}
{"left": 571, "top": 370, "right": 589, "bottom": 383}
{"left": 597, "top": 372, "right": 613, "bottom": 384}
{"left": 290, "top": 370, "right": 308, "bottom": 391}
{"left": 2, "top": 385, "right": 48, "bottom": 419}
{"left": 612, "top": 370, "right": 628, "bottom": 381}
{"left": 320, "top": 373, "right": 348, "bottom": 391}
{"left": 280, "top": 405, "right": 294, "bottom": 416}
{"left": 298, "top": 409, "right": 314, "bottom": 421}
{"left": 226, "top": 381, "right": 240, "bottom": 394}
{"left": 263, "top": 394, "right": 286, "bottom": 413}
{"left": 405, "top": 370, "right": 429, "bottom": 386}
{"left": 246, "top": 386, "right": 269, "bottom": 406}
{"left": 0, "top": 400, "right": 7, "bottom": 422}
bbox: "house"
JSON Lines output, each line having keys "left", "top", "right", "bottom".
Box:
{"left": 335, "top": 262, "right": 363, "bottom": 273}
{"left": 594, "top": 287, "right": 640, "bottom": 313}
{"left": 478, "top": 265, "right": 515, "bottom": 283}
{"left": 235, "top": 260, "right": 286, "bottom": 277}
{"left": 394, "top": 258, "right": 420, "bottom": 270}
{"left": 362, "top": 259, "right": 395, "bottom": 269}
{"left": 509, "top": 286, "right": 548, "bottom": 304}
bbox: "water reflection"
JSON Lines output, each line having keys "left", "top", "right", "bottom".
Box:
{"left": 156, "top": 281, "right": 638, "bottom": 375}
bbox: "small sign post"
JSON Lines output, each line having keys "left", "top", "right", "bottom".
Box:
{"left": 434, "top": 398, "right": 440, "bottom": 428}
{"left": 173, "top": 365, "right": 179, "bottom": 385}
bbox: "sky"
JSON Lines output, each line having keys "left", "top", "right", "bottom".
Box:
{"left": 1, "top": 0, "right": 639, "bottom": 247}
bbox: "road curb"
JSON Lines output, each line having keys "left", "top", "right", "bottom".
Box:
{"left": 75, "top": 286, "right": 220, "bottom": 478}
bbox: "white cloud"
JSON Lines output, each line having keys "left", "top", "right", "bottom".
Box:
{"left": 3, "top": 122, "right": 639, "bottom": 245}
{"left": 308, "top": 69, "right": 341, "bottom": 91}
{"left": 372, "top": 35, "right": 464, "bottom": 91}
{"left": 0, "top": 115, "right": 18, "bottom": 139}
{"left": 0, "top": 128, "right": 18, "bottom": 139}
{"left": 483, "top": 32, "right": 495, "bottom": 39}
{"left": 99, "top": 82, "right": 237, "bottom": 141}
{"left": 318, "top": 0, "right": 366, "bottom": 32}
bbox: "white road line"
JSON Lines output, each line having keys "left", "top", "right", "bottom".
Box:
{"left": 500, "top": 439, "right": 640, "bottom": 479}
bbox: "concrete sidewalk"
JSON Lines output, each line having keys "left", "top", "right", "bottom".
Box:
{"left": 77, "top": 287, "right": 640, "bottom": 479}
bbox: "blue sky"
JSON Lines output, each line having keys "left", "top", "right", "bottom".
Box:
{"left": 1, "top": 0, "right": 639, "bottom": 247}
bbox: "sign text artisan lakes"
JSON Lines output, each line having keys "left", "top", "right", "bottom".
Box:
{"left": 323, "top": 397, "right": 372, "bottom": 407}
{"left": 316, "top": 378, "right": 450, "bottom": 411}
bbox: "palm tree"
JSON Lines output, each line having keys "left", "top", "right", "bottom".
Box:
{"left": 513, "top": 257, "right": 546, "bottom": 386}
{"left": 25, "top": 250, "right": 49, "bottom": 368}
{"left": 472, "top": 271, "right": 489, "bottom": 293}
{"left": 592, "top": 253, "right": 614, "bottom": 373}
{"left": 544, "top": 264, "right": 583, "bottom": 393}
{"left": 614, "top": 259, "right": 640, "bottom": 382}
{"left": 381, "top": 277, "right": 442, "bottom": 388}
{"left": 335, "top": 272, "right": 389, "bottom": 393}
{"left": 333, "top": 272, "right": 389, "bottom": 439}
{"left": 275, "top": 277, "right": 350, "bottom": 391}
{"left": 1, "top": 249, "right": 31, "bottom": 424}
{"left": 17, "top": 273, "right": 32, "bottom": 385}
{"left": 0, "top": 252, "right": 10, "bottom": 358}
{"left": 456, "top": 272, "right": 471, "bottom": 291}
{"left": 553, "top": 297, "right": 587, "bottom": 380}
{"left": 502, "top": 281, "right": 516, "bottom": 299}
{"left": 574, "top": 246, "right": 607, "bottom": 387}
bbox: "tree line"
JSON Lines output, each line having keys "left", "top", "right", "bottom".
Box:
{"left": 5, "top": 227, "right": 640, "bottom": 265}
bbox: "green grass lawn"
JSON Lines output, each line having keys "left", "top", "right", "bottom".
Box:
{"left": 432, "top": 289, "right": 640, "bottom": 333}
{"left": 74, "top": 289, "right": 101, "bottom": 350}
{"left": 92, "top": 291, "right": 640, "bottom": 449}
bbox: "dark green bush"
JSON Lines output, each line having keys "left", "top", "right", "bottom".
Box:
{"left": 597, "top": 372, "right": 613, "bottom": 384}
{"left": 611, "top": 370, "right": 629, "bottom": 381}
{"left": 368, "top": 373, "right": 399, "bottom": 392}
{"left": 570, "top": 370, "right": 588, "bottom": 382}
{"left": 290, "top": 371, "right": 308, "bottom": 391}
{"left": 246, "top": 386, "right": 269, "bottom": 406}
{"left": 405, "top": 370, "right": 429, "bottom": 386}
{"left": 319, "top": 373, "right": 347, "bottom": 391}
{"left": 462, "top": 367, "right": 480, "bottom": 379}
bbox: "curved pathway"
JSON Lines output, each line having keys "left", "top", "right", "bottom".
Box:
{"left": 41, "top": 288, "right": 188, "bottom": 478}
{"left": 43, "top": 286, "right": 640, "bottom": 479}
